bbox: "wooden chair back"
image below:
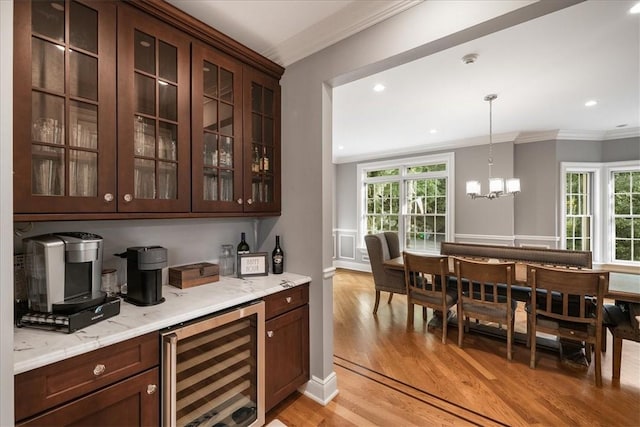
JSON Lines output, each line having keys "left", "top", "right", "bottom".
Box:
{"left": 454, "top": 258, "right": 515, "bottom": 307}
{"left": 403, "top": 252, "right": 448, "bottom": 301}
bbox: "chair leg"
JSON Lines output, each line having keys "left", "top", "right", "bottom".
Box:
{"left": 388, "top": 292, "right": 394, "bottom": 304}
{"left": 526, "top": 312, "right": 531, "bottom": 349}
{"left": 530, "top": 322, "right": 537, "bottom": 369}
{"left": 613, "top": 335, "right": 623, "bottom": 380}
{"left": 407, "top": 302, "right": 414, "bottom": 328}
{"left": 422, "top": 307, "right": 427, "bottom": 321}
{"left": 601, "top": 327, "right": 607, "bottom": 352}
{"left": 441, "top": 308, "right": 447, "bottom": 344}
{"left": 457, "top": 304, "right": 464, "bottom": 347}
{"left": 507, "top": 316, "right": 514, "bottom": 361}
{"left": 373, "top": 290, "right": 381, "bottom": 314}
{"left": 595, "top": 336, "right": 602, "bottom": 387}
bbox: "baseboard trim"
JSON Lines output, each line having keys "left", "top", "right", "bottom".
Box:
{"left": 333, "top": 260, "right": 371, "bottom": 273}
{"left": 299, "top": 372, "right": 339, "bottom": 406}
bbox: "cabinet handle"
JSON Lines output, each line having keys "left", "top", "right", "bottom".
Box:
{"left": 123, "top": 193, "right": 133, "bottom": 202}
{"left": 267, "top": 330, "right": 274, "bottom": 338}
{"left": 104, "top": 193, "right": 114, "bottom": 202}
{"left": 147, "top": 384, "right": 157, "bottom": 395}
{"left": 93, "top": 364, "right": 106, "bottom": 376}
{"left": 247, "top": 198, "right": 253, "bottom": 205}
{"left": 285, "top": 296, "right": 292, "bottom": 304}
{"left": 237, "top": 198, "right": 243, "bottom": 204}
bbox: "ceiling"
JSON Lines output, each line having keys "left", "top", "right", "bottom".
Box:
{"left": 167, "top": 0, "right": 640, "bottom": 164}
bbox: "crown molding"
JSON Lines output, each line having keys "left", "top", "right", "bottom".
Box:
{"left": 603, "top": 126, "right": 640, "bottom": 140}
{"left": 264, "top": 0, "right": 422, "bottom": 67}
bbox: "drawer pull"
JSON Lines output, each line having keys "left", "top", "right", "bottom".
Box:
{"left": 147, "top": 384, "right": 157, "bottom": 395}
{"left": 285, "top": 297, "right": 292, "bottom": 304}
{"left": 93, "top": 364, "right": 106, "bottom": 376}
{"left": 267, "top": 330, "right": 274, "bottom": 338}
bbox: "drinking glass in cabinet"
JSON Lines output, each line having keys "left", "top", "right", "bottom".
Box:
{"left": 32, "top": 145, "right": 64, "bottom": 196}
{"left": 69, "top": 150, "right": 97, "bottom": 197}
{"left": 32, "top": 118, "right": 64, "bottom": 145}
{"left": 70, "top": 102, "right": 98, "bottom": 149}
{"left": 204, "top": 170, "right": 218, "bottom": 201}
{"left": 219, "top": 136, "right": 233, "bottom": 167}
{"left": 158, "top": 124, "right": 177, "bottom": 161}
{"left": 220, "top": 170, "right": 233, "bottom": 201}
{"left": 158, "top": 162, "right": 177, "bottom": 200}
{"left": 134, "top": 116, "right": 155, "bottom": 157}
{"left": 203, "top": 133, "right": 218, "bottom": 167}
{"left": 134, "top": 158, "right": 155, "bottom": 199}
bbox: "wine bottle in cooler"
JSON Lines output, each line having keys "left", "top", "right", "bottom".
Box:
{"left": 272, "top": 235, "right": 284, "bottom": 274}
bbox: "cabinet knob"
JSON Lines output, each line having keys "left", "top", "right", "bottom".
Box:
{"left": 147, "top": 384, "right": 157, "bottom": 395}
{"left": 267, "top": 330, "right": 274, "bottom": 338}
{"left": 237, "top": 198, "right": 243, "bottom": 204}
{"left": 247, "top": 198, "right": 253, "bottom": 205}
{"left": 104, "top": 193, "right": 114, "bottom": 202}
{"left": 285, "top": 296, "right": 292, "bottom": 304}
{"left": 93, "top": 364, "right": 106, "bottom": 376}
{"left": 123, "top": 193, "right": 133, "bottom": 202}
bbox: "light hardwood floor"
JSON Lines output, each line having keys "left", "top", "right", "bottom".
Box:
{"left": 266, "top": 269, "right": 640, "bottom": 426}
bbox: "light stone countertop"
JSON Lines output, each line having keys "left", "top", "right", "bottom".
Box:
{"left": 14, "top": 272, "right": 311, "bottom": 375}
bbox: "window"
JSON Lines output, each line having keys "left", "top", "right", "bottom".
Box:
{"left": 561, "top": 161, "right": 639, "bottom": 266}
{"left": 358, "top": 153, "right": 454, "bottom": 253}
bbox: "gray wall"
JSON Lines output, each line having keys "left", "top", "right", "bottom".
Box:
{"left": 599, "top": 137, "right": 640, "bottom": 162}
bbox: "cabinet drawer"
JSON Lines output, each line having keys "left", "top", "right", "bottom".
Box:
{"left": 15, "top": 332, "right": 158, "bottom": 422}
{"left": 264, "top": 283, "right": 309, "bottom": 319}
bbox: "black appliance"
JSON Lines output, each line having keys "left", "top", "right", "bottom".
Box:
{"left": 125, "top": 246, "right": 167, "bottom": 306}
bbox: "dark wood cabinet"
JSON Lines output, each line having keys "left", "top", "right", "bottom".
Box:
{"left": 13, "top": 0, "right": 117, "bottom": 214}
{"left": 264, "top": 284, "right": 310, "bottom": 411}
{"left": 15, "top": 333, "right": 159, "bottom": 425}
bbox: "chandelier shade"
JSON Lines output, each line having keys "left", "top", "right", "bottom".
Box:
{"left": 466, "top": 94, "right": 520, "bottom": 200}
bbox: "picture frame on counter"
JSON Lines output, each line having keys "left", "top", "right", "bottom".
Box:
{"left": 237, "top": 252, "right": 269, "bottom": 278}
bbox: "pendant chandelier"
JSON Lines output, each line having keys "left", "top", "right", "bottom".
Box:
{"left": 466, "top": 94, "right": 520, "bottom": 199}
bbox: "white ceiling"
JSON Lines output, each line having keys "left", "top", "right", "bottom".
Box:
{"left": 167, "top": 0, "right": 640, "bottom": 164}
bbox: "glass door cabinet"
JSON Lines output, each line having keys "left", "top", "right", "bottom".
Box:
{"left": 117, "top": 5, "right": 190, "bottom": 213}
{"left": 13, "top": 0, "right": 116, "bottom": 213}
{"left": 191, "top": 43, "right": 243, "bottom": 213}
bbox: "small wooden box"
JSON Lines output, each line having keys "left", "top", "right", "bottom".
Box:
{"left": 169, "top": 262, "right": 219, "bottom": 289}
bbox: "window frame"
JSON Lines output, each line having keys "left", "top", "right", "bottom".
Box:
{"left": 606, "top": 161, "right": 640, "bottom": 264}
{"left": 357, "top": 153, "right": 455, "bottom": 254}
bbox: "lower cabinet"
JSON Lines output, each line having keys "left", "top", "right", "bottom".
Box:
{"left": 264, "top": 284, "right": 310, "bottom": 411}
{"left": 15, "top": 333, "right": 159, "bottom": 425}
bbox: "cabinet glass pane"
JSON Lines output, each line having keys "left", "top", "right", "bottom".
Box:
{"left": 70, "top": 101, "right": 97, "bottom": 149}
{"left": 32, "top": 1, "right": 64, "bottom": 42}
{"left": 134, "top": 116, "right": 156, "bottom": 157}
{"left": 220, "top": 170, "right": 233, "bottom": 201}
{"left": 69, "top": 150, "right": 97, "bottom": 197}
{"left": 158, "top": 161, "right": 177, "bottom": 199}
{"left": 135, "top": 73, "right": 155, "bottom": 115}
{"left": 134, "top": 30, "right": 155, "bottom": 74}
{"left": 219, "top": 103, "right": 233, "bottom": 136}
{"left": 158, "top": 41, "right": 177, "bottom": 83}
{"left": 203, "top": 133, "right": 218, "bottom": 167}
{"left": 159, "top": 122, "right": 177, "bottom": 161}
{"left": 220, "top": 136, "right": 233, "bottom": 168}
{"left": 32, "top": 145, "right": 64, "bottom": 196}
{"left": 251, "top": 83, "right": 262, "bottom": 113}
{"left": 32, "top": 92, "right": 64, "bottom": 144}
{"left": 32, "top": 38, "right": 64, "bottom": 93}
{"left": 134, "top": 158, "right": 155, "bottom": 199}
{"left": 264, "top": 118, "right": 273, "bottom": 146}
{"left": 220, "top": 68, "right": 233, "bottom": 102}
{"left": 264, "top": 88, "right": 273, "bottom": 116}
{"left": 69, "top": 50, "right": 97, "bottom": 100}
{"left": 251, "top": 176, "right": 272, "bottom": 203}
{"left": 203, "top": 169, "right": 218, "bottom": 201}
{"left": 69, "top": 1, "right": 97, "bottom": 54}
{"left": 204, "top": 99, "right": 218, "bottom": 132}
{"left": 158, "top": 82, "right": 177, "bottom": 121}
{"left": 252, "top": 114, "right": 262, "bottom": 142}
{"left": 203, "top": 61, "right": 218, "bottom": 97}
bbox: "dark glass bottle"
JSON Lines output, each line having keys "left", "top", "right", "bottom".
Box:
{"left": 237, "top": 232, "right": 250, "bottom": 255}
{"left": 272, "top": 235, "right": 284, "bottom": 274}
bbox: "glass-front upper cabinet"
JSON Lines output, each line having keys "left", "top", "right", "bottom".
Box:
{"left": 191, "top": 43, "right": 243, "bottom": 213}
{"left": 117, "top": 5, "right": 190, "bottom": 213}
{"left": 243, "top": 67, "right": 281, "bottom": 214}
{"left": 13, "top": 0, "right": 117, "bottom": 214}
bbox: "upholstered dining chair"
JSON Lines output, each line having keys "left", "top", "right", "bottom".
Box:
{"left": 606, "top": 302, "right": 640, "bottom": 381}
{"left": 527, "top": 265, "right": 608, "bottom": 387}
{"left": 455, "top": 258, "right": 517, "bottom": 360}
{"left": 403, "top": 252, "right": 457, "bottom": 343}
{"left": 364, "top": 232, "right": 406, "bottom": 314}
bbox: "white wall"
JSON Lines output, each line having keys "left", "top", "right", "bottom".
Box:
{"left": 1, "top": 1, "right": 14, "bottom": 424}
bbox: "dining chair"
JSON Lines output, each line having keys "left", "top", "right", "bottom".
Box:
{"left": 527, "top": 265, "right": 608, "bottom": 387}
{"left": 403, "top": 252, "right": 457, "bottom": 343}
{"left": 364, "top": 232, "right": 406, "bottom": 314}
{"left": 455, "top": 258, "right": 517, "bottom": 360}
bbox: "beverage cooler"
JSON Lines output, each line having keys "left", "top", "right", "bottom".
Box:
{"left": 161, "top": 301, "right": 265, "bottom": 427}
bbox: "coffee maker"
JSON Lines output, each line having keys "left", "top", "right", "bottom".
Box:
{"left": 124, "top": 246, "right": 167, "bottom": 306}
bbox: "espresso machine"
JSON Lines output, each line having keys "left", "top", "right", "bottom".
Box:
{"left": 124, "top": 246, "right": 167, "bottom": 306}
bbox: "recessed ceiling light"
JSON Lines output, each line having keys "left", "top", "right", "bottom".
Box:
{"left": 429, "top": 129, "right": 437, "bottom": 134}
{"left": 616, "top": 124, "right": 628, "bottom": 128}
{"left": 373, "top": 84, "right": 385, "bottom": 92}
{"left": 630, "top": 2, "right": 640, "bottom": 13}
{"left": 338, "top": 145, "right": 344, "bottom": 150}
{"left": 585, "top": 100, "right": 598, "bottom": 107}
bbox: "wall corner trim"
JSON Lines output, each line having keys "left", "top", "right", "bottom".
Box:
{"left": 300, "top": 372, "right": 339, "bottom": 406}
{"left": 323, "top": 266, "right": 337, "bottom": 279}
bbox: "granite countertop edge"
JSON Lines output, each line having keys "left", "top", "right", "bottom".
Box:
{"left": 14, "top": 272, "right": 311, "bottom": 375}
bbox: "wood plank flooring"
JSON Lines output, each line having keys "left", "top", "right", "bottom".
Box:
{"left": 266, "top": 269, "right": 640, "bottom": 426}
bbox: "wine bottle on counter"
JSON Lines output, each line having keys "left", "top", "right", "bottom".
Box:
{"left": 237, "top": 232, "right": 250, "bottom": 255}
{"left": 272, "top": 235, "right": 284, "bottom": 274}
